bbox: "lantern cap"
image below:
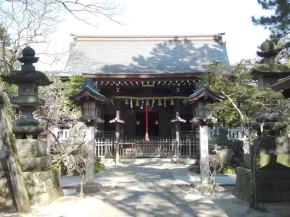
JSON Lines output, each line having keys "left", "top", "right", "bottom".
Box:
{"left": 257, "top": 39, "right": 282, "bottom": 59}
{"left": 185, "top": 87, "right": 225, "bottom": 104}
{"left": 1, "top": 46, "right": 52, "bottom": 86}
{"left": 70, "top": 79, "right": 107, "bottom": 105}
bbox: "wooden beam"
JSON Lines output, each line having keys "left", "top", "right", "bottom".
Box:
{"left": 83, "top": 72, "right": 206, "bottom": 82}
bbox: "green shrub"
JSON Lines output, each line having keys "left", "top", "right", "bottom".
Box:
{"left": 95, "top": 157, "right": 105, "bottom": 173}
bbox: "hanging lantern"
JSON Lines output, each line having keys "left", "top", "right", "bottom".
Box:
{"left": 163, "top": 99, "right": 167, "bottom": 107}
{"left": 170, "top": 99, "right": 174, "bottom": 105}
{"left": 130, "top": 98, "right": 133, "bottom": 108}
{"left": 136, "top": 99, "right": 140, "bottom": 106}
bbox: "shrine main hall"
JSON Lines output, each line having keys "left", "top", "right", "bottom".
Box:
{"left": 65, "top": 34, "right": 229, "bottom": 158}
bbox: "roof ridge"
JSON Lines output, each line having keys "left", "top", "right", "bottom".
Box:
{"left": 71, "top": 34, "right": 225, "bottom": 42}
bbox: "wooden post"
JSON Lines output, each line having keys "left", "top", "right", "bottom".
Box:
{"left": 171, "top": 100, "right": 186, "bottom": 162}
{"left": 175, "top": 119, "right": 180, "bottom": 158}
{"left": 0, "top": 87, "right": 31, "bottom": 212}
{"left": 115, "top": 120, "right": 120, "bottom": 163}
{"left": 110, "top": 100, "right": 124, "bottom": 164}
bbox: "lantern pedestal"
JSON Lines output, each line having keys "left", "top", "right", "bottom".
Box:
{"left": 85, "top": 125, "right": 96, "bottom": 184}
{"left": 199, "top": 125, "right": 210, "bottom": 184}
{"left": 77, "top": 125, "right": 102, "bottom": 193}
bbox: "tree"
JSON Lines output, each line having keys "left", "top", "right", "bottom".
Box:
{"left": 252, "top": 0, "right": 290, "bottom": 60}
{"left": 206, "top": 61, "right": 288, "bottom": 209}
{"left": 35, "top": 76, "right": 85, "bottom": 130}
{"left": 252, "top": 0, "right": 289, "bottom": 36}
{"left": 50, "top": 121, "right": 88, "bottom": 197}
{"left": 206, "top": 61, "right": 284, "bottom": 128}
{"left": 0, "top": 0, "right": 119, "bottom": 73}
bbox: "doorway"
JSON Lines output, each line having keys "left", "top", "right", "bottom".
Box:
{"left": 135, "top": 112, "right": 159, "bottom": 137}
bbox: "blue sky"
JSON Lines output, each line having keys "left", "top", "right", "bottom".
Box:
{"left": 35, "top": 0, "right": 272, "bottom": 70}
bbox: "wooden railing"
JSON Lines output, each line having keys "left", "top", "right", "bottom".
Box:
{"left": 95, "top": 138, "right": 199, "bottom": 158}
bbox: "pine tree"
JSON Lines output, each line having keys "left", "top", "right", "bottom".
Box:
{"left": 252, "top": 0, "right": 290, "bottom": 59}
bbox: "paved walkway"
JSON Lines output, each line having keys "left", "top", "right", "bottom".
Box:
{"left": 59, "top": 160, "right": 228, "bottom": 217}
{"left": 3, "top": 160, "right": 289, "bottom": 217}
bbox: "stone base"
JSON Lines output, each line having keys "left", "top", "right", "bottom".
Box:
{"left": 0, "top": 175, "right": 14, "bottom": 208}
{"left": 234, "top": 167, "right": 290, "bottom": 202}
{"left": 23, "top": 169, "right": 63, "bottom": 205}
{"left": 0, "top": 139, "right": 63, "bottom": 208}
{"left": 244, "top": 154, "right": 290, "bottom": 169}
{"left": 76, "top": 183, "right": 102, "bottom": 193}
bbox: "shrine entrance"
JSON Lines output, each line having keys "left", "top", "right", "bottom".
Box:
{"left": 136, "top": 112, "right": 159, "bottom": 137}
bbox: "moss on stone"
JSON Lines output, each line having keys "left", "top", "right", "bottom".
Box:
{"left": 258, "top": 154, "right": 290, "bottom": 168}
{"left": 254, "top": 64, "right": 290, "bottom": 73}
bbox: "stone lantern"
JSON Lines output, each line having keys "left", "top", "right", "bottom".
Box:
{"left": 187, "top": 88, "right": 224, "bottom": 184}
{"left": 252, "top": 39, "right": 290, "bottom": 88}
{"left": 234, "top": 39, "right": 290, "bottom": 204}
{"left": 0, "top": 47, "right": 63, "bottom": 208}
{"left": 1, "top": 46, "right": 52, "bottom": 138}
{"left": 71, "top": 79, "right": 107, "bottom": 193}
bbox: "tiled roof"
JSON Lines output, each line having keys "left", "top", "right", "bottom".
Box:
{"left": 187, "top": 88, "right": 225, "bottom": 103}
{"left": 63, "top": 35, "right": 230, "bottom": 75}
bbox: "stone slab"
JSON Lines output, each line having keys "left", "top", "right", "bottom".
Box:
{"left": 23, "top": 169, "right": 63, "bottom": 205}
{"left": 76, "top": 183, "right": 102, "bottom": 193}
{"left": 235, "top": 167, "right": 290, "bottom": 202}
{"left": 15, "top": 139, "right": 47, "bottom": 158}
{"left": 19, "top": 156, "right": 51, "bottom": 172}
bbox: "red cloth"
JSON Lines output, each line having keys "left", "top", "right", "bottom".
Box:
{"left": 145, "top": 104, "right": 150, "bottom": 141}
